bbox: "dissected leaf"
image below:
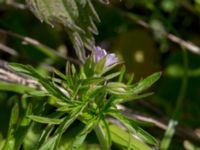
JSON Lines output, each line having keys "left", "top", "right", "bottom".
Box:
{"left": 25, "top": 0, "right": 105, "bottom": 62}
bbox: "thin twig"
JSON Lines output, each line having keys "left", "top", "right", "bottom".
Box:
{"left": 118, "top": 104, "right": 200, "bottom": 145}
{"left": 106, "top": 5, "right": 200, "bottom": 55}
{"left": 0, "top": 2, "right": 27, "bottom": 10}
{"left": 0, "top": 43, "right": 18, "bottom": 56}
{"left": 6, "top": 2, "right": 27, "bottom": 10}
{"left": 0, "top": 28, "right": 81, "bottom": 65}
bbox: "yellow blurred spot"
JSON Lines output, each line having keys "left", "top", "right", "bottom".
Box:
{"left": 133, "top": 50, "right": 144, "bottom": 63}
{"left": 58, "top": 45, "right": 68, "bottom": 56}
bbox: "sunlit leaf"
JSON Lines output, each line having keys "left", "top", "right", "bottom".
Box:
{"left": 3, "top": 104, "right": 19, "bottom": 150}
{"left": 110, "top": 124, "right": 152, "bottom": 150}
{"left": 132, "top": 72, "right": 161, "bottom": 94}
{"left": 72, "top": 119, "right": 97, "bottom": 150}
{"left": 28, "top": 115, "right": 62, "bottom": 125}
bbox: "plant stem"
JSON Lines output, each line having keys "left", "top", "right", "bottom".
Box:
{"left": 160, "top": 48, "right": 188, "bottom": 150}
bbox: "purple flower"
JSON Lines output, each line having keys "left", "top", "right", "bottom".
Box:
{"left": 94, "top": 46, "right": 118, "bottom": 67}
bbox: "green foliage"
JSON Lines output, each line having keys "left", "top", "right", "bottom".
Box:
{"left": 3, "top": 102, "right": 32, "bottom": 150}
{"left": 6, "top": 53, "right": 160, "bottom": 150}
{"left": 0, "top": 82, "right": 36, "bottom": 94}
{"left": 110, "top": 124, "right": 152, "bottom": 150}
{"left": 1, "top": 0, "right": 199, "bottom": 149}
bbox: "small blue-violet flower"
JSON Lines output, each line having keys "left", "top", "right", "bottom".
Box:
{"left": 94, "top": 46, "right": 118, "bottom": 67}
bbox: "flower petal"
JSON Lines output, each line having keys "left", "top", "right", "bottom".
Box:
{"left": 94, "top": 46, "right": 107, "bottom": 63}
{"left": 94, "top": 46, "right": 118, "bottom": 67}
{"left": 105, "top": 53, "right": 118, "bottom": 67}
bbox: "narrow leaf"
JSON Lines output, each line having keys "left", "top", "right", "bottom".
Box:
{"left": 72, "top": 120, "right": 97, "bottom": 150}
{"left": 109, "top": 111, "right": 158, "bottom": 146}
{"left": 28, "top": 115, "right": 62, "bottom": 125}
{"left": 3, "top": 104, "right": 19, "bottom": 150}
{"left": 110, "top": 124, "right": 152, "bottom": 150}
{"left": 0, "top": 82, "right": 36, "bottom": 94}
{"left": 132, "top": 72, "right": 161, "bottom": 94}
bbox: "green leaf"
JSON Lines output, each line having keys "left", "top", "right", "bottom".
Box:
{"left": 109, "top": 111, "right": 158, "bottom": 147}
{"left": 82, "top": 77, "right": 103, "bottom": 85}
{"left": 80, "top": 66, "right": 87, "bottom": 79}
{"left": 118, "top": 65, "right": 126, "bottom": 82}
{"left": 102, "top": 119, "right": 112, "bottom": 148}
{"left": 9, "top": 104, "right": 19, "bottom": 130}
{"left": 103, "top": 62, "right": 122, "bottom": 74}
{"left": 132, "top": 72, "right": 161, "bottom": 95}
{"left": 160, "top": 119, "right": 178, "bottom": 150}
{"left": 56, "top": 102, "right": 80, "bottom": 112}
{"left": 136, "top": 127, "right": 158, "bottom": 146}
{"left": 27, "top": 90, "right": 49, "bottom": 97}
{"left": 71, "top": 64, "right": 77, "bottom": 76}
{"left": 28, "top": 115, "right": 62, "bottom": 125}
{"left": 110, "top": 124, "right": 152, "bottom": 150}
{"left": 104, "top": 72, "right": 121, "bottom": 81}
{"left": 83, "top": 56, "right": 95, "bottom": 77}
{"left": 39, "top": 135, "right": 58, "bottom": 150}
{"left": 54, "top": 69, "right": 67, "bottom": 80}
{"left": 3, "top": 103, "right": 19, "bottom": 150}
{"left": 183, "top": 140, "right": 200, "bottom": 150}
{"left": 94, "top": 56, "right": 106, "bottom": 74}
{"left": 106, "top": 82, "right": 130, "bottom": 95}
{"left": 117, "top": 92, "right": 154, "bottom": 104}
{"left": 0, "top": 82, "right": 37, "bottom": 94}
{"left": 9, "top": 63, "right": 36, "bottom": 76}
{"left": 9, "top": 63, "right": 70, "bottom": 101}
{"left": 53, "top": 102, "right": 89, "bottom": 150}
{"left": 72, "top": 119, "right": 97, "bottom": 150}
{"left": 127, "top": 73, "right": 134, "bottom": 85}
{"left": 94, "top": 121, "right": 110, "bottom": 150}
{"left": 37, "top": 125, "right": 55, "bottom": 149}
{"left": 14, "top": 104, "right": 32, "bottom": 150}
